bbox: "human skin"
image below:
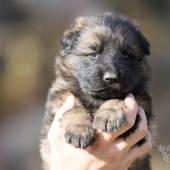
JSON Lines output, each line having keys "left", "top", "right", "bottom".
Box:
{"left": 47, "top": 94, "right": 152, "bottom": 170}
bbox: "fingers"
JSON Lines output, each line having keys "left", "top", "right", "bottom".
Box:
{"left": 124, "top": 94, "right": 138, "bottom": 130}
{"left": 95, "top": 94, "right": 139, "bottom": 142}
{"left": 112, "top": 94, "right": 138, "bottom": 138}
{"left": 127, "top": 131, "right": 152, "bottom": 161}
{"left": 48, "top": 95, "right": 76, "bottom": 142}
{"left": 110, "top": 131, "right": 152, "bottom": 166}
{"left": 100, "top": 101, "right": 151, "bottom": 163}
{"left": 125, "top": 107, "right": 149, "bottom": 148}
{"left": 111, "top": 106, "right": 149, "bottom": 152}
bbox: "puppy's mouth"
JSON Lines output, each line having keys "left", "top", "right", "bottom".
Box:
{"left": 91, "top": 87, "right": 108, "bottom": 93}
{"left": 91, "top": 82, "right": 121, "bottom": 93}
{"left": 80, "top": 81, "right": 130, "bottom": 99}
{"left": 89, "top": 86, "right": 125, "bottom": 99}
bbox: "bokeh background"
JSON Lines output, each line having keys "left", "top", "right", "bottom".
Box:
{"left": 0, "top": 0, "right": 170, "bottom": 170}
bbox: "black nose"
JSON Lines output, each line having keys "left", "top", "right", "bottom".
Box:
{"left": 103, "top": 72, "right": 118, "bottom": 84}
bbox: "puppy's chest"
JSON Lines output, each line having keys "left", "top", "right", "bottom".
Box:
{"left": 75, "top": 92, "right": 125, "bottom": 114}
{"left": 77, "top": 95, "right": 107, "bottom": 114}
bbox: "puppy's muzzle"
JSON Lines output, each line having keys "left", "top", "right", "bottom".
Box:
{"left": 103, "top": 72, "right": 119, "bottom": 85}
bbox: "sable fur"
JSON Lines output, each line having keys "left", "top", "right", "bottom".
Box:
{"left": 40, "top": 12, "right": 156, "bottom": 170}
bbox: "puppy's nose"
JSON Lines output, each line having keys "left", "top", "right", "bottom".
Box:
{"left": 103, "top": 72, "right": 118, "bottom": 84}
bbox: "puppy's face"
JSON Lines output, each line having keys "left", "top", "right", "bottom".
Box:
{"left": 61, "top": 13, "right": 150, "bottom": 99}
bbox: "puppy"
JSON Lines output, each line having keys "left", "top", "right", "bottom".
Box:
{"left": 40, "top": 12, "right": 155, "bottom": 170}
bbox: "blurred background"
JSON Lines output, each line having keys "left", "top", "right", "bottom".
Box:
{"left": 0, "top": 0, "right": 170, "bottom": 169}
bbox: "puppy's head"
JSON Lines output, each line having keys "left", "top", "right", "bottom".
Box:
{"left": 60, "top": 13, "right": 150, "bottom": 99}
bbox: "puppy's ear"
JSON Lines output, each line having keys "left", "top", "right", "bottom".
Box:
{"left": 128, "top": 20, "right": 150, "bottom": 57}
{"left": 133, "top": 24, "right": 150, "bottom": 56}
{"left": 61, "top": 17, "right": 87, "bottom": 53}
{"left": 106, "top": 13, "right": 150, "bottom": 57}
{"left": 138, "top": 33, "right": 150, "bottom": 56}
{"left": 61, "top": 29, "right": 77, "bottom": 52}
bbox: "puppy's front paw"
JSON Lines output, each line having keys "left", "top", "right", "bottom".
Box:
{"left": 65, "top": 124, "right": 96, "bottom": 148}
{"left": 93, "top": 102, "right": 126, "bottom": 133}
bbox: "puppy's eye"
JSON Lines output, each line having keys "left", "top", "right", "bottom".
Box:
{"left": 122, "top": 50, "right": 129, "bottom": 58}
{"left": 86, "top": 52, "right": 98, "bottom": 58}
{"left": 122, "top": 50, "right": 136, "bottom": 60}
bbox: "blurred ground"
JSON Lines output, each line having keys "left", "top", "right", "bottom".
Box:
{"left": 0, "top": 0, "right": 170, "bottom": 169}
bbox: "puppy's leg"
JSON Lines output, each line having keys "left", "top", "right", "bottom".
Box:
{"left": 42, "top": 87, "right": 96, "bottom": 149}
{"left": 40, "top": 88, "right": 95, "bottom": 169}
{"left": 63, "top": 106, "right": 96, "bottom": 148}
{"left": 92, "top": 100, "right": 126, "bottom": 133}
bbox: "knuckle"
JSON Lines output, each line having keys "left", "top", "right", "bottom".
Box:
{"left": 111, "top": 148, "right": 122, "bottom": 160}
{"left": 110, "top": 154, "right": 117, "bottom": 161}
{"left": 139, "top": 126, "right": 148, "bottom": 137}
{"left": 126, "top": 116, "right": 135, "bottom": 128}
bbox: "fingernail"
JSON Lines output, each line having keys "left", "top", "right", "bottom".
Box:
{"left": 124, "top": 93, "right": 138, "bottom": 113}
{"left": 124, "top": 93, "right": 136, "bottom": 105}
{"left": 127, "top": 93, "right": 134, "bottom": 99}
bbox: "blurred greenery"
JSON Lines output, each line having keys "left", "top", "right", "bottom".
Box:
{"left": 0, "top": 0, "right": 170, "bottom": 170}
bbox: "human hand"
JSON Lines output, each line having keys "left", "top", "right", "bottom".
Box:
{"left": 48, "top": 94, "right": 152, "bottom": 170}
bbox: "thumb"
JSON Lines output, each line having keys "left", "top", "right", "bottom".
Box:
{"left": 58, "top": 94, "right": 76, "bottom": 115}
{"left": 48, "top": 95, "right": 76, "bottom": 142}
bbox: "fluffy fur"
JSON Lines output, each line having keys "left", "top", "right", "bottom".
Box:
{"left": 40, "top": 12, "right": 155, "bottom": 170}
